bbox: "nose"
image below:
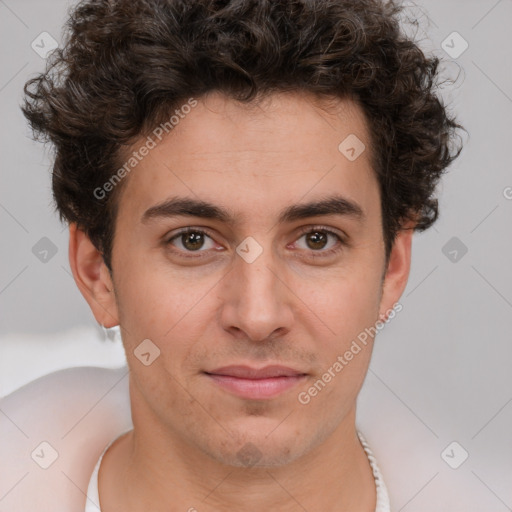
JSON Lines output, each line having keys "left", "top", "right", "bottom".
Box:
{"left": 219, "top": 244, "right": 295, "bottom": 343}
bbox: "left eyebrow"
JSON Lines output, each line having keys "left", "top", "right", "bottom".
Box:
{"left": 141, "top": 194, "right": 365, "bottom": 225}
{"left": 278, "top": 195, "right": 365, "bottom": 224}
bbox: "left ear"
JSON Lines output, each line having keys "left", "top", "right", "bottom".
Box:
{"left": 378, "top": 222, "right": 415, "bottom": 321}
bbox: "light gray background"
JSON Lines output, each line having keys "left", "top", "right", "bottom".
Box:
{"left": 0, "top": 0, "right": 511, "bottom": 510}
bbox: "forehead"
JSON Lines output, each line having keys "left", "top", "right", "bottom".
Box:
{"left": 116, "top": 91, "right": 379, "bottom": 225}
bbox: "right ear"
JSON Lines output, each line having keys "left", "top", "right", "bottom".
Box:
{"left": 68, "top": 223, "right": 119, "bottom": 328}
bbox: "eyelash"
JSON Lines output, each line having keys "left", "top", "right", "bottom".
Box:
{"left": 165, "top": 225, "right": 346, "bottom": 260}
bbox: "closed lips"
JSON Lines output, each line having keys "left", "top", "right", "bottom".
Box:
{"left": 204, "top": 365, "right": 307, "bottom": 379}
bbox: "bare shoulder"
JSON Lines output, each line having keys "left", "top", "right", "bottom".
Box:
{"left": 0, "top": 366, "right": 132, "bottom": 512}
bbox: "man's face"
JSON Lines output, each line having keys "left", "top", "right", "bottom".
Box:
{"left": 99, "top": 91, "right": 397, "bottom": 466}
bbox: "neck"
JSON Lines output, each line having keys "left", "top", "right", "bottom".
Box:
{"left": 99, "top": 394, "right": 376, "bottom": 512}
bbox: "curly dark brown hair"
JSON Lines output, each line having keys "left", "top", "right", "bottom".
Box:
{"left": 22, "top": 0, "right": 465, "bottom": 271}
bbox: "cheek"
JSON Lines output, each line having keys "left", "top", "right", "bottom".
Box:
{"left": 296, "top": 278, "right": 380, "bottom": 415}
{"left": 291, "top": 263, "right": 383, "bottom": 342}
{"left": 114, "top": 266, "right": 218, "bottom": 387}
{"left": 337, "top": 278, "right": 382, "bottom": 336}
{"left": 115, "top": 263, "right": 204, "bottom": 337}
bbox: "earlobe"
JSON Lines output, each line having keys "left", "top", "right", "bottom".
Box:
{"left": 378, "top": 223, "right": 414, "bottom": 321}
{"left": 68, "top": 223, "right": 119, "bottom": 328}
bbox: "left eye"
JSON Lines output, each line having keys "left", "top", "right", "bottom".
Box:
{"left": 294, "top": 229, "right": 341, "bottom": 252}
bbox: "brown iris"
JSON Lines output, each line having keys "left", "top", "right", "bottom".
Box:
{"left": 305, "top": 231, "right": 328, "bottom": 250}
{"left": 182, "top": 231, "right": 205, "bottom": 251}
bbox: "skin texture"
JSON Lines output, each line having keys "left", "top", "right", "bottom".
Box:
{"left": 69, "top": 91, "right": 413, "bottom": 511}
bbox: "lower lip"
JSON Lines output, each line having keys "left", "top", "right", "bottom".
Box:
{"left": 206, "top": 374, "right": 307, "bottom": 400}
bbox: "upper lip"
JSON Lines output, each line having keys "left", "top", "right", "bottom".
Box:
{"left": 205, "top": 365, "right": 307, "bottom": 379}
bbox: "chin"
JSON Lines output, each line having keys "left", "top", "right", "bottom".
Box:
{"left": 200, "top": 420, "right": 314, "bottom": 469}
{"left": 213, "top": 442, "right": 302, "bottom": 469}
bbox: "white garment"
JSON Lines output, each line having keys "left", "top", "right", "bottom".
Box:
{"left": 84, "top": 429, "right": 391, "bottom": 512}
{"left": 1, "top": 365, "right": 504, "bottom": 511}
